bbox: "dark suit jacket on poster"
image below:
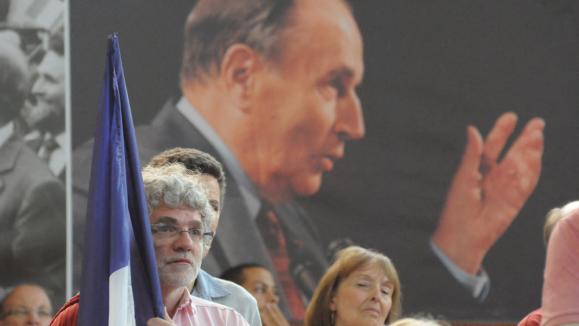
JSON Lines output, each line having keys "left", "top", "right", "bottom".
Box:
{"left": 72, "top": 99, "right": 527, "bottom": 320}
{"left": 0, "top": 137, "right": 65, "bottom": 305}
{"left": 73, "top": 98, "right": 525, "bottom": 320}
{"left": 72, "top": 100, "right": 328, "bottom": 315}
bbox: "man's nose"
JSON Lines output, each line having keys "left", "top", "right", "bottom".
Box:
{"left": 335, "top": 90, "right": 365, "bottom": 141}
{"left": 172, "top": 231, "right": 195, "bottom": 251}
{"left": 31, "top": 78, "right": 44, "bottom": 96}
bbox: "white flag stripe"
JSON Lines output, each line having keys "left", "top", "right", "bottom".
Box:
{"left": 109, "top": 266, "right": 136, "bottom": 326}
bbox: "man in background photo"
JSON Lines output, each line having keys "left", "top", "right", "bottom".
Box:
{"left": 72, "top": 0, "right": 545, "bottom": 320}
{"left": 22, "top": 27, "right": 66, "bottom": 179}
{"left": 0, "top": 40, "right": 65, "bottom": 309}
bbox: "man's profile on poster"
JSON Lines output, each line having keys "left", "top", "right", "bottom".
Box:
{"left": 72, "top": 0, "right": 544, "bottom": 320}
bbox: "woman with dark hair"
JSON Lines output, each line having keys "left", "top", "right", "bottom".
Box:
{"left": 305, "top": 246, "right": 401, "bottom": 326}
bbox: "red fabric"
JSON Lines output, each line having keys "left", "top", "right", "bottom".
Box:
{"left": 518, "top": 309, "right": 542, "bottom": 326}
{"left": 258, "top": 208, "right": 305, "bottom": 321}
{"left": 49, "top": 294, "right": 80, "bottom": 326}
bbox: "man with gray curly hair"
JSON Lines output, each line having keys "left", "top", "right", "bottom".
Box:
{"left": 147, "top": 147, "right": 261, "bottom": 326}
{"left": 142, "top": 163, "right": 249, "bottom": 325}
{"left": 51, "top": 163, "right": 249, "bottom": 325}
{"left": 142, "top": 163, "right": 213, "bottom": 286}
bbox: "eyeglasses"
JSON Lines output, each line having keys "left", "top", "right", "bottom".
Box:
{"left": 1, "top": 307, "right": 52, "bottom": 319}
{"left": 150, "top": 223, "right": 214, "bottom": 243}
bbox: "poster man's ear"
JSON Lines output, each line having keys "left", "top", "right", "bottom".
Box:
{"left": 220, "top": 44, "right": 261, "bottom": 111}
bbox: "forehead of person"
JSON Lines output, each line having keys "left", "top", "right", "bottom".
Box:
{"left": 2, "top": 285, "right": 52, "bottom": 311}
{"left": 243, "top": 0, "right": 365, "bottom": 203}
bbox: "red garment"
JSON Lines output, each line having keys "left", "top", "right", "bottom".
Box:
{"left": 518, "top": 308, "right": 542, "bottom": 326}
{"left": 50, "top": 294, "right": 80, "bottom": 326}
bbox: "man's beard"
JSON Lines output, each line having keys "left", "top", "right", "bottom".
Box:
{"left": 158, "top": 260, "right": 200, "bottom": 289}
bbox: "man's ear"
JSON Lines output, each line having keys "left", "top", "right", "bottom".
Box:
{"left": 220, "top": 44, "right": 261, "bottom": 112}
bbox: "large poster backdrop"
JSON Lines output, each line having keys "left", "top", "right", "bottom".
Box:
{"left": 0, "top": 0, "right": 66, "bottom": 308}
{"left": 70, "top": 0, "right": 579, "bottom": 322}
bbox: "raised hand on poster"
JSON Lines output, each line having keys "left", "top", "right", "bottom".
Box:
{"left": 432, "top": 112, "right": 545, "bottom": 274}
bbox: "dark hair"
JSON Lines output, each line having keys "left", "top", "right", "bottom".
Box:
{"left": 148, "top": 147, "right": 226, "bottom": 207}
{"left": 0, "top": 43, "right": 29, "bottom": 123}
{"left": 180, "top": 0, "right": 295, "bottom": 83}
{"left": 48, "top": 26, "right": 64, "bottom": 56}
{"left": 220, "top": 263, "right": 266, "bottom": 286}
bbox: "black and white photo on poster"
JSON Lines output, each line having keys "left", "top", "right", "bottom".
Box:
{"left": 0, "top": 0, "right": 67, "bottom": 308}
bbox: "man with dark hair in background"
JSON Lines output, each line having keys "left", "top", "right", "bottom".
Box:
{"left": 221, "top": 263, "right": 290, "bottom": 326}
{"left": 73, "top": 0, "right": 544, "bottom": 320}
{"left": 0, "top": 41, "right": 65, "bottom": 308}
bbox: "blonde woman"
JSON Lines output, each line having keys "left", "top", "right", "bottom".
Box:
{"left": 305, "top": 246, "right": 401, "bottom": 326}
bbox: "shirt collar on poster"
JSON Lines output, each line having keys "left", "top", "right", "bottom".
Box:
{"left": 176, "top": 97, "right": 262, "bottom": 219}
{"left": 0, "top": 121, "right": 14, "bottom": 149}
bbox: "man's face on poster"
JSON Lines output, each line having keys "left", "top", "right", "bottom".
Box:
{"left": 26, "top": 50, "right": 65, "bottom": 131}
{"left": 248, "top": 0, "right": 365, "bottom": 201}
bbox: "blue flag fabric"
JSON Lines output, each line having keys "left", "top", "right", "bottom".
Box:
{"left": 78, "top": 34, "right": 164, "bottom": 326}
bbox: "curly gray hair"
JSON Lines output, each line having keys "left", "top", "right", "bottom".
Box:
{"left": 142, "top": 163, "right": 212, "bottom": 233}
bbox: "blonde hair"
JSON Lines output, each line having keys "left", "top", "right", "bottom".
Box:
{"left": 544, "top": 201, "right": 579, "bottom": 245}
{"left": 304, "top": 246, "right": 402, "bottom": 326}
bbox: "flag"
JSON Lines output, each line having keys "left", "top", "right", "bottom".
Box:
{"left": 78, "top": 33, "right": 165, "bottom": 326}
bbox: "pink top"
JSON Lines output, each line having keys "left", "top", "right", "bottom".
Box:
{"left": 172, "top": 290, "right": 250, "bottom": 326}
{"left": 541, "top": 207, "right": 579, "bottom": 326}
